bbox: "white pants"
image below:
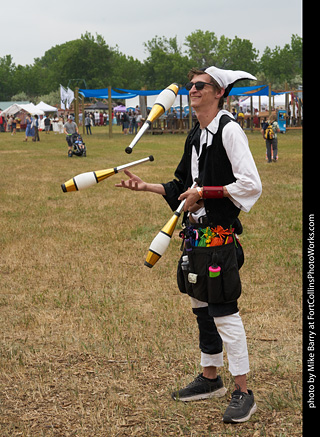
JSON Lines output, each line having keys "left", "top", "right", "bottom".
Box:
{"left": 190, "top": 297, "right": 250, "bottom": 376}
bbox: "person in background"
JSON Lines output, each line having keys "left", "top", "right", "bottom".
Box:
{"left": 237, "top": 107, "right": 245, "bottom": 128}
{"left": 261, "top": 113, "right": 280, "bottom": 162}
{"left": 11, "top": 116, "right": 17, "bottom": 135}
{"left": 44, "top": 116, "right": 51, "bottom": 134}
{"left": 0, "top": 114, "right": 4, "bottom": 132}
{"left": 23, "top": 114, "right": 34, "bottom": 142}
{"left": 122, "top": 111, "right": 129, "bottom": 135}
{"left": 85, "top": 113, "right": 92, "bottom": 135}
{"left": 32, "top": 114, "right": 40, "bottom": 141}
{"left": 64, "top": 115, "right": 79, "bottom": 157}
{"left": 7, "top": 115, "right": 13, "bottom": 133}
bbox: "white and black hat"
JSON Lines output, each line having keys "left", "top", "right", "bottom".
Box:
{"left": 203, "top": 66, "right": 257, "bottom": 97}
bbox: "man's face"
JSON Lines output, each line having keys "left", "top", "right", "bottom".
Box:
{"left": 188, "top": 73, "right": 219, "bottom": 110}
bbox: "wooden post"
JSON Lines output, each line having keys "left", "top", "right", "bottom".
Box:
{"left": 292, "top": 92, "right": 296, "bottom": 124}
{"left": 298, "top": 97, "right": 302, "bottom": 127}
{"left": 74, "top": 87, "right": 79, "bottom": 125}
{"left": 268, "top": 83, "right": 272, "bottom": 117}
{"left": 285, "top": 82, "right": 289, "bottom": 126}
{"left": 179, "top": 92, "right": 183, "bottom": 132}
{"left": 139, "top": 87, "right": 147, "bottom": 120}
{"left": 108, "top": 85, "right": 112, "bottom": 138}
{"left": 81, "top": 94, "right": 85, "bottom": 135}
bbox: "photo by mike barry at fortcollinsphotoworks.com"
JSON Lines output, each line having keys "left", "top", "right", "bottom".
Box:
{"left": 304, "top": 213, "right": 317, "bottom": 420}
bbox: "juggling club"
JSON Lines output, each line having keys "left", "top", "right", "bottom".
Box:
{"left": 144, "top": 180, "right": 198, "bottom": 268}
{"left": 61, "top": 155, "right": 154, "bottom": 192}
{"left": 125, "top": 83, "right": 179, "bottom": 154}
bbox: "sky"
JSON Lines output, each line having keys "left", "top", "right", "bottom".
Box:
{"left": 1, "top": 0, "right": 302, "bottom": 66}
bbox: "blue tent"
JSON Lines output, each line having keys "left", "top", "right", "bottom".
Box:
{"left": 229, "top": 85, "right": 283, "bottom": 96}
{"left": 79, "top": 85, "right": 284, "bottom": 100}
{"left": 115, "top": 85, "right": 283, "bottom": 97}
{"left": 115, "top": 88, "right": 167, "bottom": 96}
{"left": 79, "top": 88, "right": 137, "bottom": 99}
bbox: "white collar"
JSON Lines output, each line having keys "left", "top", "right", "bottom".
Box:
{"left": 202, "top": 109, "right": 234, "bottom": 135}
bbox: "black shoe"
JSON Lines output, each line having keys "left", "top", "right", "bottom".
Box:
{"left": 68, "top": 150, "right": 73, "bottom": 157}
{"left": 171, "top": 374, "right": 227, "bottom": 402}
{"left": 223, "top": 386, "right": 257, "bottom": 423}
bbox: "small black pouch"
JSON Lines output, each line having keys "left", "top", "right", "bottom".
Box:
{"left": 177, "top": 242, "right": 242, "bottom": 304}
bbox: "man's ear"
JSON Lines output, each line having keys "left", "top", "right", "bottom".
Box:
{"left": 216, "top": 87, "right": 225, "bottom": 99}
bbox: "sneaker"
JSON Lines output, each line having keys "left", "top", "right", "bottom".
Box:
{"left": 68, "top": 150, "right": 73, "bottom": 157}
{"left": 223, "top": 386, "right": 257, "bottom": 423}
{"left": 171, "top": 374, "right": 227, "bottom": 402}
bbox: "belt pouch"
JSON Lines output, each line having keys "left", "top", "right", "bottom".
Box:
{"left": 177, "top": 242, "right": 241, "bottom": 304}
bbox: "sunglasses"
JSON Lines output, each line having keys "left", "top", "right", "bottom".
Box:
{"left": 185, "top": 81, "right": 215, "bottom": 91}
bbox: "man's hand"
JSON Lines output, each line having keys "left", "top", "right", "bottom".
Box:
{"left": 178, "top": 187, "right": 202, "bottom": 212}
{"left": 115, "top": 169, "right": 147, "bottom": 191}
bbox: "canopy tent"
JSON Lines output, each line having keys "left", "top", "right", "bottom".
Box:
{"left": 116, "top": 84, "right": 283, "bottom": 97}
{"left": 115, "top": 88, "right": 168, "bottom": 96}
{"left": 79, "top": 88, "right": 137, "bottom": 99}
{"left": 116, "top": 84, "right": 285, "bottom": 111}
{"left": 0, "top": 101, "right": 29, "bottom": 111}
{"left": 77, "top": 84, "right": 289, "bottom": 115}
{"left": 229, "top": 85, "right": 285, "bottom": 97}
{"left": 35, "top": 101, "right": 58, "bottom": 113}
{"left": 114, "top": 105, "right": 126, "bottom": 112}
{"left": 79, "top": 84, "right": 286, "bottom": 100}
{"left": 0, "top": 103, "right": 44, "bottom": 116}
{"left": 238, "top": 94, "right": 287, "bottom": 111}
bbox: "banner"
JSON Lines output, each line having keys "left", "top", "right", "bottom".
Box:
{"left": 60, "top": 85, "right": 68, "bottom": 110}
{"left": 66, "top": 87, "right": 74, "bottom": 109}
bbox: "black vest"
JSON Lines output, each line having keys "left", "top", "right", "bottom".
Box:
{"left": 188, "top": 115, "right": 240, "bottom": 227}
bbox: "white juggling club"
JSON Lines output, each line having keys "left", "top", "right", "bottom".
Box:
{"left": 125, "top": 83, "right": 179, "bottom": 154}
{"left": 61, "top": 155, "right": 154, "bottom": 192}
{"left": 144, "top": 181, "right": 198, "bottom": 268}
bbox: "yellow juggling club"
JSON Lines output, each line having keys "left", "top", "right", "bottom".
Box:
{"left": 61, "top": 155, "right": 154, "bottom": 192}
{"left": 144, "top": 181, "right": 198, "bottom": 268}
{"left": 125, "top": 83, "right": 179, "bottom": 154}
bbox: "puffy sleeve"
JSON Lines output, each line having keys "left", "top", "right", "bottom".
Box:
{"left": 222, "top": 121, "right": 262, "bottom": 212}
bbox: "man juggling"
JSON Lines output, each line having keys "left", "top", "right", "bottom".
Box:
{"left": 116, "top": 66, "right": 262, "bottom": 424}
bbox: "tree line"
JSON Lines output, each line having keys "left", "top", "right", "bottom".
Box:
{"left": 0, "top": 31, "right": 302, "bottom": 104}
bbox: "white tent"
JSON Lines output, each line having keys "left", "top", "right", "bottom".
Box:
{"left": 238, "top": 94, "right": 287, "bottom": 111}
{"left": 35, "top": 101, "right": 58, "bottom": 113}
{"left": 0, "top": 103, "right": 44, "bottom": 116}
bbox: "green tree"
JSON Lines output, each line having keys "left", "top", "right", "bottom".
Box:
{"left": 259, "top": 34, "right": 302, "bottom": 87}
{"left": 0, "top": 55, "right": 16, "bottom": 100}
{"left": 185, "top": 30, "right": 219, "bottom": 66}
{"left": 226, "top": 36, "right": 259, "bottom": 74}
{"left": 184, "top": 30, "right": 258, "bottom": 75}
{"left": 143, "top": 36, "right": 192, "bottom": 88}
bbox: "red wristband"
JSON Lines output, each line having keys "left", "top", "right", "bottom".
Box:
{"left": 202, "top": 186, "right": 224, "bottom": 199}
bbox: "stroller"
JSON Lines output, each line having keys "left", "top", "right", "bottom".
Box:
{"left": 71, "top": 133, "right": 87, "bottom": 157}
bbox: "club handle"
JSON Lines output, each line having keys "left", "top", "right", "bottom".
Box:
{"left": 116, "top": 155, "right": 154, "bottom": 172}
{"left": 125, "top": 121, "right": 151, "bottom": 154}
{"left": 175, "top": 181, "right": 198, "bottom": 214}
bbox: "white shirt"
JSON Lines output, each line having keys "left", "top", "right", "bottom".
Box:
{"left": 191, "top": 110, "right": 262, "bottom": 220}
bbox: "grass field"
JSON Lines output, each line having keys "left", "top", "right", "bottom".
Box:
{"left": 0, "top": 125, "right": 302, "bottom": 436}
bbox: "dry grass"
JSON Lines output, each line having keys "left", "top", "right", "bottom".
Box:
{"left": 0, "top": 125, "right": 302, "bottom": 436}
